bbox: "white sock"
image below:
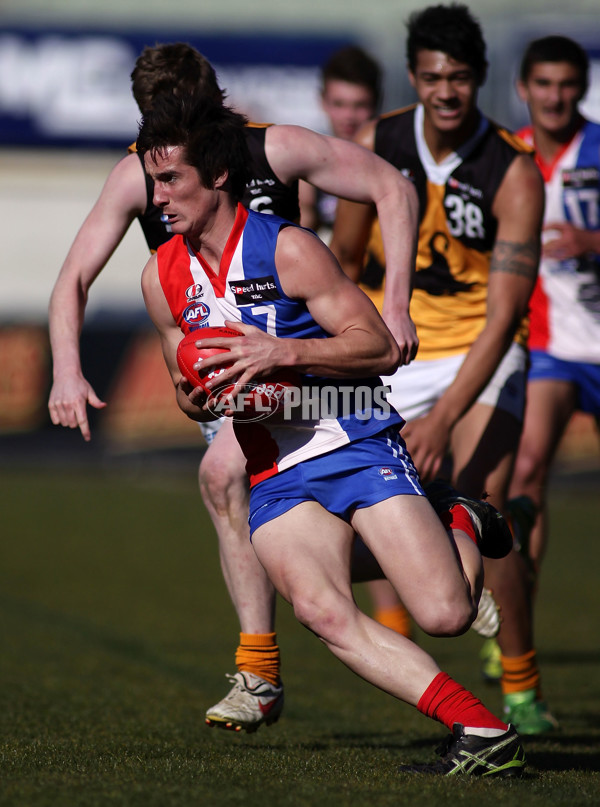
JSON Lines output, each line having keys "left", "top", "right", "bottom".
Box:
{"left": 463, "top": 725, "right": 508, "bottom": 738}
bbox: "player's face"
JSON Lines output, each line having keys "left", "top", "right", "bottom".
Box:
{"left": 321, "top": 79, "right": 376, "bottom": 140}
{"left": 517, "top": 61, "right": 585, "bottom": 137}
{"left": 144, "top": 146, "right": 220, "bottom": 238}
{"left": 409, "top": 50, "right": 479, "bottom": 138}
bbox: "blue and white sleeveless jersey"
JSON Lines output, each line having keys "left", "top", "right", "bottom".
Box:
{"left": 519, "top": 119, "right": 600, "bottom": 362}
{"left": 157, "top": 204, "right": 402, "bottom": 485}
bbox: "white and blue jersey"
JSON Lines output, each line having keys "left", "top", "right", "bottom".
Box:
{"left": 157, "top": 204, "right": 403, "bottom": 486}
{"left": 519, "top": 119, "right": 600, "bottom": 363}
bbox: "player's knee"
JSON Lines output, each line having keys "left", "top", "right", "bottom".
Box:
{"left": 292, "top": 592, "right": 351, "bottom": 643}
{"left": 198, "top": 452, "right": 225, "bottom": 504}
{"left": 513, "top": 444, "right": 549, "bottom": 490}
{"left": 417, "top": 597, "right": 474, "bottom": 638}
{"left": 198, "top": 450, "right": 246, "bottom": 514}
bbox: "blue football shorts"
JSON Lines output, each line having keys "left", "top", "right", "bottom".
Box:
{"left": 529, "top": 350, "right": 600, "bottom": 414}
{"left": 248, "top": 426, "right": 425, "bottom": 536}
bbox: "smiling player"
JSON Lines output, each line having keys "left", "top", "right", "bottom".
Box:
{"left": 506, "top": 36, "right": 600, "bottom": 726}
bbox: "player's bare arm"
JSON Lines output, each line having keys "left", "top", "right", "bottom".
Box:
{"left": 48, "top": 153, "right": 149, "bottom": 440}
{"left": 268, "top": 123, "right": 419, "bottom": 363}
{"left": 402, "top": 154, "right": 543, "bottom": 480}
{"left": 278, "top": 226, "right": 401, "bottom": 377}
{"left": 328, "top": 119, "right": 380, "bottom": 282}
{"left": 433, "top": 153, "right": 542, "bottom": 419}
{"left": 141, "top": 253, "right": 215, "bottom": 422}
{"left": 325, "top": 119, "right": 419, "bottom": 363}
{"left": 329, "top": 196, "right": 376, "bottom": 282}
{"left": 489, "top": 153, "right": 543, "bottom": 286}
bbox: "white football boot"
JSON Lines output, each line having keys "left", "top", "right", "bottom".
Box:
{"left": 205, "top": 671, "right": 284, "bottom": 733}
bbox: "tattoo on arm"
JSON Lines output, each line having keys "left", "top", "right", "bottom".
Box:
{"left": 490, "top": 239, "right": 539, "bottom": 279}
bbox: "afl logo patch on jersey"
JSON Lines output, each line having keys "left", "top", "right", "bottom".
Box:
{"left": 183, "top": 301, "right": 210, "bottom": 326}
{"left": 379, "top": 467, "right": 398, "bottom": 481}
{"left": 185, "top": 283, "right": 204, "bottom": 301}
{"left": 229, "top": 276, "right": 280, "bottom": 306}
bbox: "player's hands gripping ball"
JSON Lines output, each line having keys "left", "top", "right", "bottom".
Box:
{"left": 177, "top": 326, "right": 241, "bottom": 394}
{"left": 176, "top": 327, "right": 299, "bottom": 421}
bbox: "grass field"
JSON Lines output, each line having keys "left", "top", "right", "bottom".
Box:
{"left": 0, "top": 462, "right": 599, "bottom": 806}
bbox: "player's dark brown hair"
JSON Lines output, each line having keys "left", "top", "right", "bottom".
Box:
{"left": 321, "top": 45, "right": 382, "bottom": 109}
{"left": 131, "top": 43, "right": 225, "bottom": 116}
{"left": 137, "top": 92, "right": 250, "bottom": 202}
{"left": 520, "top": 36, "right": 589, "bottom": 95}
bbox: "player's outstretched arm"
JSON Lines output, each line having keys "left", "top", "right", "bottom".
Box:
{"left": 48, "top": 153, "right": 148, "bottom": 441}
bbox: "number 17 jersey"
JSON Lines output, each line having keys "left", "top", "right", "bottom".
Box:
{"left": 519, "top": 118, "right": 600, "bottom": 363}
{"left": 156, "top": 204, "right": 402, "bottom": 486}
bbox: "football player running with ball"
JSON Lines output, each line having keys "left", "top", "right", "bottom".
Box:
{"left": 137, "top": 90, "right": 526, "bottom": 777}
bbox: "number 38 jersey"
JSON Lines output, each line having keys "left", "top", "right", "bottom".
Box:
{"left": 156, "top": 204, "right": 401, "bottom": 486}
{"left": 374, "top": 104, "right": 531, "bottom": 359}
{"left": 518, "top": 119, "right": 600, "bottom": 363}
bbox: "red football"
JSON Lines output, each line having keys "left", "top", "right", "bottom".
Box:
{"left": 176, "top": 326, "right": 300, "bottom": 422}
{"left": 176, "top": 326, "right": 242, "bottom": 394}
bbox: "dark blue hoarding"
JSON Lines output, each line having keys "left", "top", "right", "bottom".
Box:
{"left": 0, "top": 26, "right": 354, "bottom": 148}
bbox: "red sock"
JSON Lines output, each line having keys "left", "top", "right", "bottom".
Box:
{"left": 418, "top": 672, "right": 507, "bottom": 732}
{"left": 440, "top": 505, "right": 477, "bottom": 545}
